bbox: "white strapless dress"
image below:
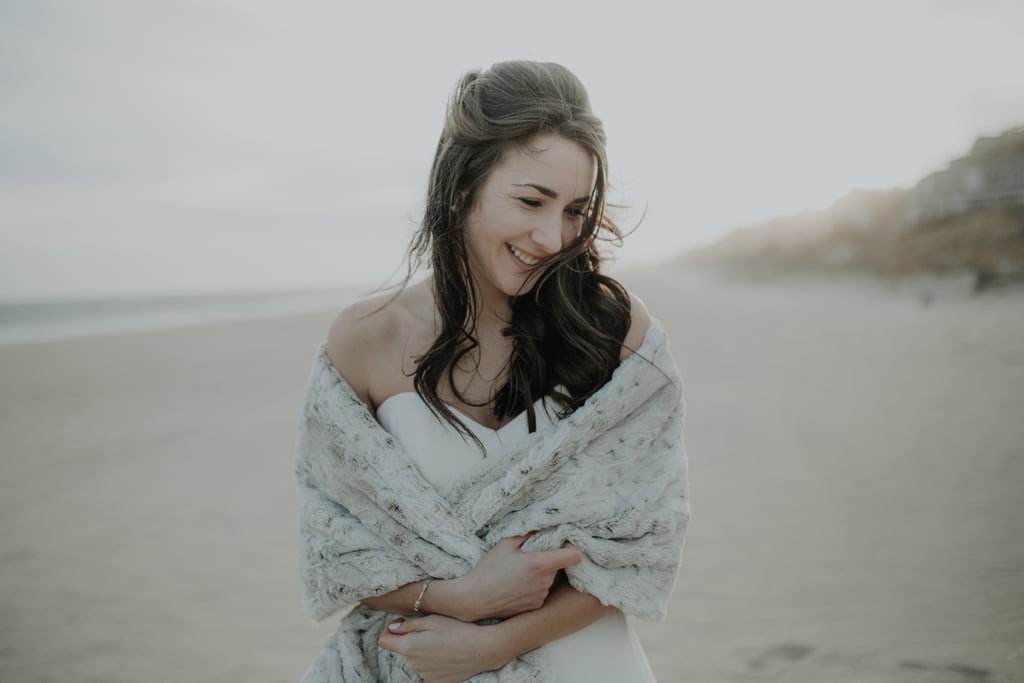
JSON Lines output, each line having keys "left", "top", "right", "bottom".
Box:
{"left": 377, "top": 393, "right": 658, "bottom": 682}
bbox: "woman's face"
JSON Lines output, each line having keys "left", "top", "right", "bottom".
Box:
{"left": 463, "top": 134, "right": 597, "bottom": 300}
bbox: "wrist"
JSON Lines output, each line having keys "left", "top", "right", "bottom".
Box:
{"left": 411, "top": 578, "right": 433, "bottom": 615}
{"left": 479, "top": 621, "right": 514, "bottom": 672}
{"left": 454, "top": 576, "right": 486, "bottom": 622}
{"left": 425, "top": 577, "right": 482, "bottom": 623}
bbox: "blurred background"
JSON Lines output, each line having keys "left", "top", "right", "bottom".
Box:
{"left": 2, "top": 0, "right": 1023, "bottom": 336}
{"left": 1, "top": 2, "right": 1022, "bottom": 682}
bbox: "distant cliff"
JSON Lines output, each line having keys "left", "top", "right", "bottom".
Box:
{"left": 682, "top": 127, "right": 1024, "bottom": 290}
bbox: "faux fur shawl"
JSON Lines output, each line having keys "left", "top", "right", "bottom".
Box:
{"left": 295, "top": 320, "right": 688, "bottom": 682}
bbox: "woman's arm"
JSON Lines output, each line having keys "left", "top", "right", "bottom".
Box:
{"left": 361, "top": 535, "right": 582, "bottom": 622}
{"left": 484, "top": 581, "right": 613, "bottom": 664}
{"left": 621, "top": 290, "right": 652, "bottom": 361}
{"left": 378, "top": 582, "right": 612, "bottom": 683}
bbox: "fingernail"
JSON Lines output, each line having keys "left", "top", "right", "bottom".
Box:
{"left": 388, "top": 621, "right": 403, "bottom": 632}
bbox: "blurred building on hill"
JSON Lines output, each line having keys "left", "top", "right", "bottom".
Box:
{"left": 908, "top": 127, "right": 1024, "bottom": 227}
{"left": 681, "top": 126, "right": 1024, "bottom": 289}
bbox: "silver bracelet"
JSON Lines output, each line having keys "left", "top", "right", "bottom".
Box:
{"left": 412, "top": 578, "right": 433, "bottom": 615}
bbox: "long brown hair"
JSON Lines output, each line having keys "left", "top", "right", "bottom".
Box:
{"left": 403, "top": 61, "right": 631, "bottom": 443}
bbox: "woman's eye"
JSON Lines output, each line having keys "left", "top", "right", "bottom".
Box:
{"left": 566, "top": 206, "right": 586, "bottom": 218}
{"left": 519, "top": 198, "right": 542, "bottom": 208}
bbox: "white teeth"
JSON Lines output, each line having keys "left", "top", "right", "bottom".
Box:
{"left": 509, "top": 244, "right": 540, "bottom": 266}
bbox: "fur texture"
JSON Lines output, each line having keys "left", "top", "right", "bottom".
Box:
{"left": 295, "top": 320, "right": 688, "bottom": 682}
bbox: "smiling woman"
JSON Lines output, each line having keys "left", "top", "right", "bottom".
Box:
{"left": 295, "top": 61, "right": 688, "bottom": 683}
{"left": 463, "top": 135, "right": 596, "bottom": 299}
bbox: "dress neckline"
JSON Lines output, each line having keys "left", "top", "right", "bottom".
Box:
{"left": 376, "top": 392, "right": 537, "bottom": 434}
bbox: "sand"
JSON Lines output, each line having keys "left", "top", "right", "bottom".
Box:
{"left": 1, "top": 268, "right": 1022, "bottom": 683}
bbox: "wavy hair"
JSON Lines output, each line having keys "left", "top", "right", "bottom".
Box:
{"left": 403, "top": 61, "right": 631, "bottom": 443}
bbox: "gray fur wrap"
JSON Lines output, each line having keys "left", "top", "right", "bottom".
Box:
{"left": 295, "top": 320, "right": 688, "bottom": 682}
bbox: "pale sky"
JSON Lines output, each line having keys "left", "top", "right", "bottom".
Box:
{"left": 2, "top": 0, "right": 1023, "bottom": 299}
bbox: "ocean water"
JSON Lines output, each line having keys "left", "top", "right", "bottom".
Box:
{"left": 0, "top": 288, "right": 360, "bottom": 346}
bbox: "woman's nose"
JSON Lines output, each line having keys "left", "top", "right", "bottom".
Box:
{"left": 529, "top": 212, "right": 563, "bottom": 254}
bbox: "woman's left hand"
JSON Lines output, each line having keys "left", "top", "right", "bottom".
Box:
{"left": 378, "top": 614, "right": 508, "bottom": 683}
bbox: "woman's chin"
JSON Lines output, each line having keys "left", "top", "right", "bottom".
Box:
{"left": 507, "top": 285, "right": 541, "bottom": 300}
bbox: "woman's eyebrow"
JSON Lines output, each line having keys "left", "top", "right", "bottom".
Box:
{"left": 512, "top": 183, "right": 590, "bottom": 203}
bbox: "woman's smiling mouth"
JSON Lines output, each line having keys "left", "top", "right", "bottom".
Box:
{"left": 507, "top": 244, "right": 541, "bottom": 267}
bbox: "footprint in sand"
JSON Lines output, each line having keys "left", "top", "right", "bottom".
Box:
{"left": 745, "top": 643, "right": 815, "bottom": 677}
{"left": 899, "top": 660, "right": 992, "bottom": 681}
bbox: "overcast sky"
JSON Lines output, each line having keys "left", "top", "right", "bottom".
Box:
{"left": 2, "top": 0, "right": 1023, "bottom": 299}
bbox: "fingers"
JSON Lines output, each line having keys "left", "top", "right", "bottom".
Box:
{"left": 511, "top": 531, "right": 536, "bottom": 549}
{"left": 502, "top": 533, "right": 583, "bottom": 568}
{"left": 536, "top": 545, "right": 583, "bottom": 570}
{"left": 379, "top": 622, "right": 402, "bottom": 652}
{"left": 379, "top": 616, "right": 434, "bottom": 651}
{"left": 384, "top": 616, "right": 431, "bottom": 635}
{"left": 386, "top": 617, "right": 408, "bottom": 634}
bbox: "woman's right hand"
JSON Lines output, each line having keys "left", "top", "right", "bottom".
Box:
{"left": 455, "top": 534, "right": 582, "bottom": 622}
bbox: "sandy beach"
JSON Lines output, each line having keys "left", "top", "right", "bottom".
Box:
{"left": 2, "top": 267, "right": 1022, "bottom": 682}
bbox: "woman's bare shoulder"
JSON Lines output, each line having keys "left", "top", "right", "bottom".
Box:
{"left": 325, "top": 283, "right": 434, "bottom": 409}
{"left": 620, "top": 290, "right": 652, "bottom": 361}
{"left": 325, "top": 294, "right": 397, "bottom": 405}
{"left": 325, "top": 294, "right": 398, "bottom": 362}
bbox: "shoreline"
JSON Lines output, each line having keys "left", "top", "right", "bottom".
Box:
{"left": 0, "top": 286, "right": 361, "bottom": 347}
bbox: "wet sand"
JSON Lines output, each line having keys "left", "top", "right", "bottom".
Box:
{"left": 1, "top": 268, "right": 1021, "bottom": 682}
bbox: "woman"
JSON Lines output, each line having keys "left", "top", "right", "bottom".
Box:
{"left": 296, "top": 61, "right": 688, "bottom": 682}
